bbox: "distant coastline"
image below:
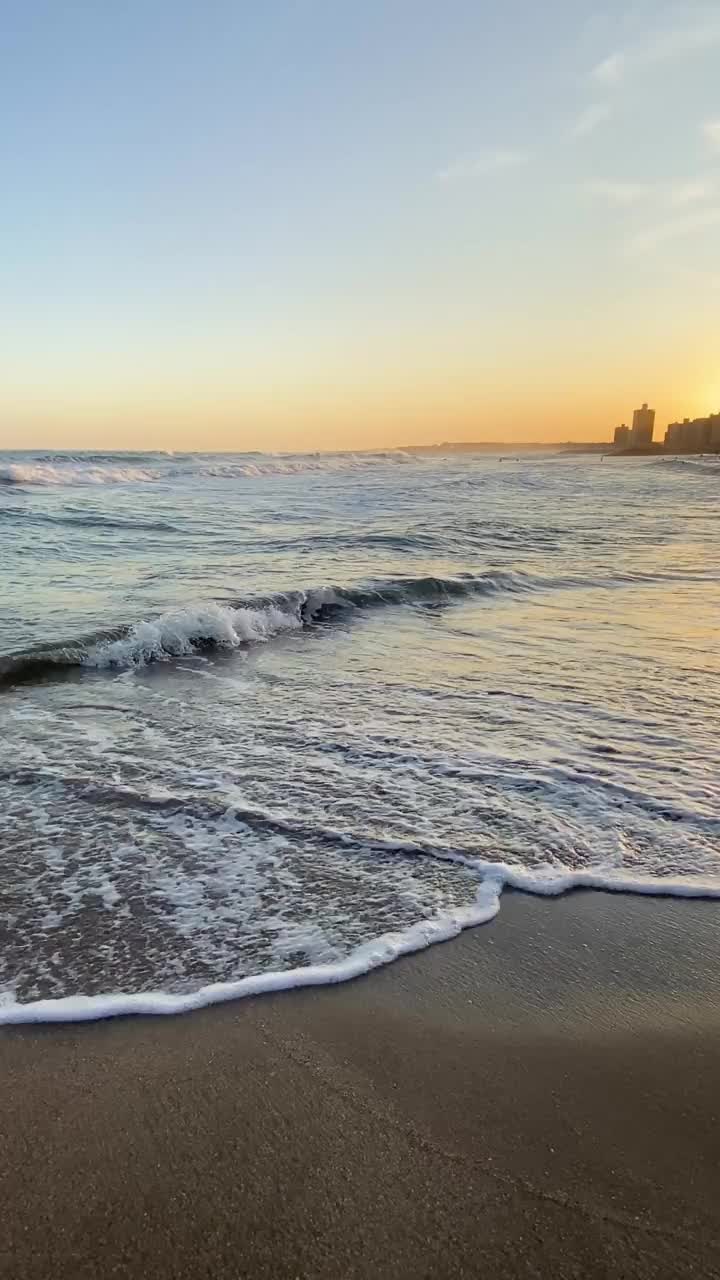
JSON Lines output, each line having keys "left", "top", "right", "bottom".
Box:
{"left": 396, "top": 441, "right": 719, "bottom": 459}
{"left": 397, "top": 441, "right": 607, "bottom": 454}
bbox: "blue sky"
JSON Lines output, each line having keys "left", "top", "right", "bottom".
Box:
{"left": 1, "top": 0, "right": 719, "bottom": 448}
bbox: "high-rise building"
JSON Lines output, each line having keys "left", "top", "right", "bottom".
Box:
{"left": 665, "top": 416, "right": 716, "bottom": 452}
{"left": 613, "top": 424, "right": 629, "bottom": 447}
{"left": 630, "top": 403, "right": 655, "bottom": 446}
{"left": 687, "top": 419, "right": 711, "bottom": 450}
{"left": 665, "top": 420, "right": 685, "bottom": 451}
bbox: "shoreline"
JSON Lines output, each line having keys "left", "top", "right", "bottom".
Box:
{"left": 2, "top": 890, "right": 719, "bottom": 1278}
{"left": 4, "top": 875, "right": 720, "bottom": 1026}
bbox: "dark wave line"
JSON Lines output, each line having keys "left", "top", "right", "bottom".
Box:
{"left": 0, "top": 508, "right": 179, "bottom": 533}
{"left": 0, "top": 628, "right": 127, "bottom": 688}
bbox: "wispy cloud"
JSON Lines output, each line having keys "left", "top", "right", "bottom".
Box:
{"left": 570, "top": 102, "right": 612, "bottom": 139}
{"left": 590, "top": 11, "right": 720, "bottom": 84}
{"left": 586, "top": 171, "right": 716, "bottom": 203}
{"left": 668, "top": 177, "right": 716, "bottom": 206}
{"left": 436, "top": 149, "right": 528, "bottom": 182}
{"left": 645, "top": 15, "right": 720, "bottom": 64}
{"left": 592, "top": 53, "right": 626, "bottom": 85}
{"left": 585, "top": 179, "right": 652, "bottom": 206}
{"left": 586, "top": 175, "right": 717, "bottom": 212}
{"left": 702, "top": 119, "right": 720, "bottom": 150}
{"left": 627, "top": 207, "right": 720, "bottom": 254}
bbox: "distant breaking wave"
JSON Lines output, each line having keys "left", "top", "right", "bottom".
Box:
{"left": 0, "top": 462, "right": 157, "bottom": 487}
{"left": 0, "top": 571, "right": 526, "bottom": 687}
{"left": 0, "top": 450, "right": 419, "bottom": 488}
{"left": 195, "top": 451, "right": 418, "bottom": 478}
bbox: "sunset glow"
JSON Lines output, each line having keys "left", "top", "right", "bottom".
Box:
{"left": 2, "top": 1, "right": 719, "bottom": 450}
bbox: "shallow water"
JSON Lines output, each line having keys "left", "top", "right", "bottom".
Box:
{"left": 1, "top": 448, "right": 719, "bottom": 1021}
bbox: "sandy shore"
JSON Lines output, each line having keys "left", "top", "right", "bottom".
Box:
{"left": 2, "top": 890, "right": 719, "bottom": 1279}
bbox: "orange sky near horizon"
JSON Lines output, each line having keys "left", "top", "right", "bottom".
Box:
{"left": 2, "top": 334, "right": 717, "bottom": 452}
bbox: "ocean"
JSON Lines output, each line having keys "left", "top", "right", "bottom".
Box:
{"left": 1, "top": 448, "right": 719, "bottom": 1023}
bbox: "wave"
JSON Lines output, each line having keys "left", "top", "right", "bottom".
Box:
{"left": 655, "top": 457, "right": 720, "bottom": 477}
{"left": 0, "top": 508, "right": 179, "bottom": 533}
{"left": 3, "top": 564, "right": 717, "bottom": 688}
{"left": 0, "top": 571, "right": 525, "bottom": 687}
{"left": 239, "top": 529, "right": 444, "bottom": 554}
{"left": 1, "top": 858, "right": 718, "bottom": 1025}
{"left": 189, "top": 451, "right": 419, "bottom": 479}
{"left": 0, "top": 462, "right": 157, "bottom": 487}
{"left": 28, "top": 452, "right": 168, "bottom": 465}
{"left": 0, "top": 450, "right": 419, "bottom": 488}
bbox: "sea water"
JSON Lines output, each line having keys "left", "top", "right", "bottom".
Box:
{"left": 1, "top": 449, "right": 718, "bottom": 1022}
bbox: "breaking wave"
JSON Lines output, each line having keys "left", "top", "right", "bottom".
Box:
{"left": 0, "top": 571, "right": 526, "bottom": 686}
{"left": 0, "top": 450, "right": 419, "bottom": 488}
{"left": 0, "top": 462, "right": 157, "bottom": 487}
{"left": 194, "top": 451, "right": 419, "bottom": 478}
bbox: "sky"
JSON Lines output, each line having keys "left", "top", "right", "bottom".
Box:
{"left": 1, "top": 0, "right": 719, "bottom": 450}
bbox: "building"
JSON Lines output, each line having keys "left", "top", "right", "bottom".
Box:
{"left": 689, "top": 418, "right": 711, "bottom": 451}
{"left": 665, "top": 420, "right": 687, "bottom": 451}
{"left": 613, "top": 424, "right": 629, "bottom": 447}
{"left": 630, "top": 403, "right": 655, "bottom": 446}
{"left": 664, "top": 416, "right": 717, "bottom": 452}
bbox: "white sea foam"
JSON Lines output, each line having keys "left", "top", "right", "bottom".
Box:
{"left": 196, "top": 451, "right": 418, "bottom": 479}
{"left": 1, "top": 573, "right": 525, "bottom": 684}
{"left": 80, "top": 577, "right": 516, "bottom": 672}
{"left": 0, "top": 462, "right": 157, "bottom": 486}
{"left": 86, "top": 601, "right": 304, "bottom": 669}
{"left": 0, "top": 450, "right": 418, "bottom": 488}
{"left": 1, "top": 864, "right": 718, "bottom": 1025}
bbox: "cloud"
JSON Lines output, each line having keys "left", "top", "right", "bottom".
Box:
{"left": 586, "top": 176, "right": 716, "bottom": 209}
{"left": 590, "top": 12, "right": 720, "bottom": 85}
{"left": 591, "top": 53, "right": 626, "bottom": 85}
{"left": 585, "top": 179, "right": 652, "bottom": 206}
{"left": 702, "top": 120, "right": 720, "bottom": 150}
{"left": 436, "top": 149, "right": 528, "bottom": 182}
{"left": 627, "top": 207, "right": 720, "bottom": 254}
{"left": 570, "top": 103, "right": 612, "bottom": 138}
{"left": 668, "top": 178, "right": 716, "bottom": 206}
{"left": 646, "top": 14, "right": 720, "bottom": 64}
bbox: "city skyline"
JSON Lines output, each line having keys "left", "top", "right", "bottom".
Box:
{"left": 1, "top": 1, "right": 720, "bottom": 451}
{"left": 612, "top": 398, "right": 720, "bottom": 452}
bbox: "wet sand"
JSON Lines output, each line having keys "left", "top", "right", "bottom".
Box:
{"left": 2, "top": 891, "right": 719, "bottom": 1279}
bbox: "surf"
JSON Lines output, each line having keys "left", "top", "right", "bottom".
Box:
{"left": 0, "top": 571, "right": 529, "bottom": 687}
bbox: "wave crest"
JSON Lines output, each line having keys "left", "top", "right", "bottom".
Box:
{"left": 0, "top": 450, "right": 420, "bottom": 488}
{"left": 0, "top": 571, "right": 524, "bottom": 686}
{"left": 0, "top": 462, "right": 156, "bottom": 487}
